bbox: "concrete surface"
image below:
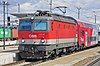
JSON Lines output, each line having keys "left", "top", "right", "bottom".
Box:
{"left": 0, "top": 45, "right": 18, "bottom": 65}
{"left": 0, "top": 53, "right": 15, "bottom": 65}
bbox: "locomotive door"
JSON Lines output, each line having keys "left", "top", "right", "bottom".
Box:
{"left": 56, "top": 24, "right": 60, "bottom": 44}
{"left": 85, "top": 32, "right": 88, "bottom": 46}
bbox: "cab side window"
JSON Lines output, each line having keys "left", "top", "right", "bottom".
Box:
{"left": 51, "top": 22, "right": 53, "bottom": 31}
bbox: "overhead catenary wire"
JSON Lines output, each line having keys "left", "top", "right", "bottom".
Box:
{"left": 1, "top": 0, "right": 100, "bottom": 23}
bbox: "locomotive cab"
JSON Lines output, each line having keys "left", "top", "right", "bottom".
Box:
{"left": 18, "top": 18, "right": 51, "bottom": 59}
{"left": 18, "top": 19, "right": 49, "bottom": 43}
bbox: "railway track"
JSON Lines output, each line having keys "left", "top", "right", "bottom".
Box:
{"left": 85, "top": 56, "right": 100, "bottom": 66}
{"left": 72, "top": 55, "right": 100, "bottom": 66}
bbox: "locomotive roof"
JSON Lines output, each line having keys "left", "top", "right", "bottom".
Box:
{"left": 11, "top": 12, "right": 77, "bottom": 24}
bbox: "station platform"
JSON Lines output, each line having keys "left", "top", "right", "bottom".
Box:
{"left": 0, "top": 45, "right": 18, "bottom": 52}
{"left": 0, "top": 46, "right": 19, "bottom": 65}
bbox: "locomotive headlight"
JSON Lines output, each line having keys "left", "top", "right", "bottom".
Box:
{"left": 22, "top": 40, "right": 25, "bottom": 43}
{"left": 31, "top": 17, "right": 34, "bottom": 19}
{"left": 31, "top": 47, "right": 34, "bottom": 50}
{"left": 41, "top": 39, "right": 45, "bottom": 43}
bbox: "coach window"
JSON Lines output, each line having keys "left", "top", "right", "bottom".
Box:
{"left": 90, "top": 37, "right": 96, "bottom": 41}
{"left": 80, "top": 31, "right": 84, "bottom": 36}
{"left": 98, "top": 32, "right": 100, "bottom": 35}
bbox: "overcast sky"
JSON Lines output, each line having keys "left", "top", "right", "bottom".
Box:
{"left": 0, "top": 0, "right": 100, "bottom": 23}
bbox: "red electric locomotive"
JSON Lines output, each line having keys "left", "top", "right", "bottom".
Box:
{"left": 12, "top": 11, "right": 99, "bottom": 59}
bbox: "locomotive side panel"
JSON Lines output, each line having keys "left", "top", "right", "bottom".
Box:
{"left": 47, "top": 20, "right": 77, "bottom": 45}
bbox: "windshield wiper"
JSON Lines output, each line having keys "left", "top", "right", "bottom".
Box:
{"left": 36, "top": 20, "right": 42, "bottom": 27}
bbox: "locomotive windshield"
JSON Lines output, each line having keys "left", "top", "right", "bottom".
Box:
{"left": 19, "top": 20, "right": 32, "bottom": 31}
{"left": 33, "top": 21, "right": 48, "bottom": 31}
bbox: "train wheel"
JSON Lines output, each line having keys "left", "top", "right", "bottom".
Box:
{"left": 16, "top": 53, "right": 23, "bottom": 61}
{"left": 63, "top": 48, "right": 67, "bottom": 55}
{"left": 47, "top": 50, "right": 57, "bottom": 60}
